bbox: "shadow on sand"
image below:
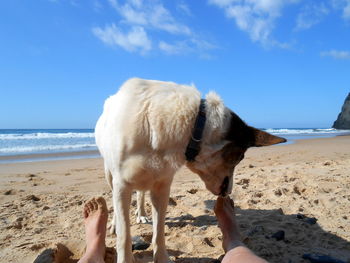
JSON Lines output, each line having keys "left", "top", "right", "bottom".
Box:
{"left": 163, "top": 202, "right": 350, "bottom": 263}
{"left": 34, "top": 205, "right": 350, "bottom": 263}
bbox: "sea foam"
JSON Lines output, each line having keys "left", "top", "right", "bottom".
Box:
{"left": 0, "top": 129, "right": 96, "bottom": 156}
{"left": 264, "top": 128, "right": 347, "bottom": 135}
{"left": 0, "top": 144, "right": 96, "bottom": 154}
{"left": 0, "top": 132, "right": 94, "bottom": 140}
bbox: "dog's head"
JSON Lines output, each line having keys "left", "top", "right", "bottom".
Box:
{"left": 186, "top": 102, "right": 286, "bottom": 196}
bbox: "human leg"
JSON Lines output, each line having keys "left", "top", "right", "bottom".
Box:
{"left": 214, "top": 197, "right": 269, "bottom": 263}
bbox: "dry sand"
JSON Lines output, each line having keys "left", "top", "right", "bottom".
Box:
{"left": 0, "top": 136, "right": 349, "bottom": 263}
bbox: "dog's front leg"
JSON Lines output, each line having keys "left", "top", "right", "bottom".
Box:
{"left": 114, "top": 183, "right": 135, "bottom": 263}
{"left": 151, "top": 178, "right": 173, "bottom": 263}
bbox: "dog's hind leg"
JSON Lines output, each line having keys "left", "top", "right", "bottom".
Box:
{"left": 135, "top": 191, "right": 150, "bottom": 224}
{"left": 114, "top": 180, "right": 135, "bottom": 263}
{"left": 104, "top": 164, "right": 117, "bottom": 235}
{"left": 151, "top": 177, "right": 173, "bottom": 263}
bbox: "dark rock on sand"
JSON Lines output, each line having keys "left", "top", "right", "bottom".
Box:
{"left": 132, "top": 235, "right": 150, "bottom": 251}
{"left": 203, "top": 237, "right": 215, "bottom": 247}
{"left": 333, "top": 92, "right": 350, "bottom": 129}
{"left": 296, "top": 214, "right": 317, "bottom": 225}
{"left": 302, "top": 253, "right": 346, "bottom": 263}
{"left": 271, "top": 230, "right": 285, "bottom": 241}
{"left": 168, "top": 197, "right": 177, "bottom": 206}
{"left": 323, "top": 161, "right": 332, "bottom": 166}
{"left": 33, "top": 248, "right": 55, "bottom": 263}
{"left": 4, "top": 189, "right": 14, "bottom": 195}
{"left": 296, "top": 213, "right": 306, "bottom": 219}
{"left": 27, "top": 195, "right": 40, "bottom": 201}
{"left": 34, "top": 243, "right": 74, "bottom": 263}
{"left": 187, "top": 189, "right": 198, "bottom": 194}
{"left": 305, "top": 217, "right": 317, "bottom": 225}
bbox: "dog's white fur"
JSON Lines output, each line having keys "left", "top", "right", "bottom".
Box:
{"left": 95, "top": 78, "right": 283, "bottom": 263}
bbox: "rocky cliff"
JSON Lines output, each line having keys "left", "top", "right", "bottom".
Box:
{"left": 333, "top": 93, "right": 350, "bottom": 129}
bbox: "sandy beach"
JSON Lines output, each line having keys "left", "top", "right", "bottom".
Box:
{"left": 0, "top": 136, "right": 349, "bottom": 263}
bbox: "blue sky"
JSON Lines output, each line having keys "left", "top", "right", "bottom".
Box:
{"left": 0, "top": 0, "right": 349, "bottom": 129}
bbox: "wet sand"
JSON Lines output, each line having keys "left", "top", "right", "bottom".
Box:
{"left": 0, "top": 136, "right": 349, "bottom": 262}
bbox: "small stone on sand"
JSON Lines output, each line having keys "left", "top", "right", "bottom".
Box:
{"left": 33, "top": 248, "right": 55, "bottom": 263}
{"left": 4, "top": 189, "right": 13, "bottom": 195}
{"left": 26, "top": 195, "right": 40, "bottom": 201}
{"left": 169, "top": 197, "right": 177, "bottom": 206}
{"left": 271, "top": 230, "right": 285, "bottom": 241}
{"left": 132, "top": 236, "right": 150, "bottom": 251}
{"left": 187, "top": 189, "right": 198, "bottom": 194}
{"left": 302, "top": 253, "right": 346, "bottom": 263}
{"left": 296, "top": 213, "right": 306, "bottom": 219}
{"left": 305, "top": 217, "right": 317, "bottom": 225}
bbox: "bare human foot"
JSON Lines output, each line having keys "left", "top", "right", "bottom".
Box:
{"left": 78, "top": 197, "right": 108, "bottom": 263}
{"left": 214, "top": 196, "right": 244, "bottom": 252}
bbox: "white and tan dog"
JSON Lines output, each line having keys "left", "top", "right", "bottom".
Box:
{"left": 95, "top": 78, "right": 285, "bottom": 263}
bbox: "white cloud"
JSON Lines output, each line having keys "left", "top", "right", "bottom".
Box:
{"left": 209, "top": 0, "right": 349, "bottom": 47}
{"left": 159, "top": 38, "right": 216, "bottom": 56}
{"left": 177, "top": 2, "right": 192, "bottom": 16}
{"left": 340, "top": 0, "right": 350, "bottom": 19}
{"left": 93, "top": 0, "right": 103, "bottom": 12}
{"left": 321, "top": 50, "right": 350, "bottom": 60}
{"left": 159, "top": 41, "right": 188, "bottom": 55}
{"left": 209, "top": 0, "right": 236, "bottom": 8}
{"left": 107, "top": 0, "right": 118, "bottom": 9}
{"left": 332, "top": 0, "right": 350, "bottom": 20}
{"left": 208, "top": 0, "right": 300, "bottom": 47}
{"left": 110, "top": 0, "right": 191, "bottom": 35}
{"left": 92, "top": 24, "right": 152, "bottom": 54}
{"left": 345, "top": 2, "right": 350, "bottom": 19}
{"left": 93, "top": 0, "right": 215, "bottom": 57}
{"left": 150, "top": 4, "right": 191, "bottom": 35}
{"left": 295, "top": 3, "right": 330, "bottom": 31}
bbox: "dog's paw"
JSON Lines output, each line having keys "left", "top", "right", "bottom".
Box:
{"left": 136, "top": 216, "right": 151, "bottom": 224}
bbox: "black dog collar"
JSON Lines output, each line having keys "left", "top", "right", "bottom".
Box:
{"left": 185, "top": 99, "right": 206, "bottom": 162}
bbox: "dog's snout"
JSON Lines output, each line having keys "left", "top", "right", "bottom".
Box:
{"left": 220, "top": 176, "right": 229, "bottom": 196}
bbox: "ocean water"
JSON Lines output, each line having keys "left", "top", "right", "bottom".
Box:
{"left": 0, "top": 128, "right": 348, "bottom": 163}
{"left": 263, "top": 128, "right": 350, "bottom": 142}
{"left": 0, "top": 129, "right": 96, "bottom": 156}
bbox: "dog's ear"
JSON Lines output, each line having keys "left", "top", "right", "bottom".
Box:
{"left": 225, "top": 111, "right": 286, "bottom": 147}
{"left": 248, "top": 127, "right": 286, "bottom": 147}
